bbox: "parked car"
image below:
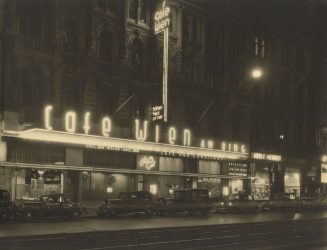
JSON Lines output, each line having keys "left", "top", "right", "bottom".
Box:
{"left": 0, "top": 189, "right": 16, "bottom": 221}
{"left": 16, "top": 193, "right": 85, "bottom": 221}
{"left": 260, "top": 193, "right": 302, "bottom": 212}
{"left": 216, "top": 193, "right": 262, "bottom": 213}
{"left": 96, "top": 191, "right": 157, "bottom": 217}
{"left": 158, "top": 189, "right": 213, "bottom": 216}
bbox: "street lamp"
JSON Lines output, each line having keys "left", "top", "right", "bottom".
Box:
{"left": 251, "top": 68, "right": 263, "bottom": 79}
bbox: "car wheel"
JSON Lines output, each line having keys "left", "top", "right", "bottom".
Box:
{"left": 145, "top": 207, "right": 153, "bottom": 217}
{"left": 24, "top": 210, "right": 33, "bottom": 221}
{"left": 1, "top": 213, "right": 9, "bottom": 221}
{"left": 71, "top": 210, "right": 81, "bottom": 220}
{"left": 201, "top": 209, "right": 209, "bottom": 217}
{"left": 169, "top": 208, "right": 177, "bottom": 217}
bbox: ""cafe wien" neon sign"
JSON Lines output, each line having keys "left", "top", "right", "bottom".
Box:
{"left": 43, "top": 105, "right": 248, "bottom": 154}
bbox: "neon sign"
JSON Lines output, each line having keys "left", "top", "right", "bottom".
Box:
{"left": 154, "top": 1, "right": 170, "bottom": 34}
{"left": 43, "top": 105, "right": 248, "bottom": 154}
{"left": 252, "top": 152, "right": 282, "bottom": 162}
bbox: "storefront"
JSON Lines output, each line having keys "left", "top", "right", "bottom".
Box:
{"left": 250, "top": 152, "right": 282, "bottom": 200}
{"left": 0, "top": 120, "right": 250, "bottom": 202}
{"left": 320, "top": 155, "right": 327, "bottom": 195}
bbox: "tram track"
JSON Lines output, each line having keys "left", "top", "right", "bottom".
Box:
{"left": 0, "top": 218, "right": 326, "bottom": 250}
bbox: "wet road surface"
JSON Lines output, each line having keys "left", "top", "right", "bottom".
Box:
{"left": 1, "top": 210, "right": 327, "bottom": 238}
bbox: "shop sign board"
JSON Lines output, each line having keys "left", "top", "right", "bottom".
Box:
{"left": 321, "top": 164, "right": 327, "bottom": 183}
{"left": 137, "top": 154, "right": 158, "bottom": 171}
{"left": 198, "top": 177, "right": 221, "bottom": 184}
{"left": 222, "top": 162, "right": 249, "bottom": 176}
{"left": 154, "top": 1, "right": 170, "bottom": 34}
{"left": 252, "top": 152, "right": 282, "bottom": 162}
{"left": 41, "top": 105, "right": 249, "bottom": 157}
{"left": 152, "top": 105, "right": 164, "bottom": 122}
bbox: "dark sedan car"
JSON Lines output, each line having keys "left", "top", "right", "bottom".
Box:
{"left": 158, "top": 189, "right": 213, "bottom": 216}
{"left": 0, "top": 189, "right": 16, "bottom": 221}
{"left": 96, "top": 191, "right": 157, "bottom": 217}
{"left": 16, "top": 193, "right": 84, "bottom": 221}
{"left": 216, "top": 194, "right": 262, "bottom": 213}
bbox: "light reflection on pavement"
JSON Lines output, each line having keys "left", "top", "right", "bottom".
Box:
{"left": 1, "top": 211, "right": 327, "bottom": 238}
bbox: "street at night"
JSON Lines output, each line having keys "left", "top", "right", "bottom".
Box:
{"left": 1, "top": 212, "right": 327, "bottom": 249}
{"left": 1, "top": 0, "right": 327, "bottom": 249}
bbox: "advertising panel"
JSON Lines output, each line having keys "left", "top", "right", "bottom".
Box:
{"left": 137, "top": 154, "right": 159, "bottom": 171}
{"left": 321, "top": 164, "right": 327, "bottom": 183}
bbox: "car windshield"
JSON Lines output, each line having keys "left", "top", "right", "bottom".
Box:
{"left": 175, "top": 190, "right": 192, "bottom": 199}
{"left": 119, "top": 192, "right": 130, "bottom": 199}
{"left": 198, "top": 190, "right": 209, "bottom": 198}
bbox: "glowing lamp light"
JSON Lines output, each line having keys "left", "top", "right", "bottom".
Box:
{"left": 223, "top": 186, "right": 229, "bottom": 196}
{"left": 251, "top": 69, "right": 262, "bottom": 79}
{"left": 107, "top": 187, "right": 113, "bottom": 193}
{"left": 169, "top": 189, "right": 174, "bottom": 195}
{"left": 150, "top": 184, "right": 157, "bottom": 195}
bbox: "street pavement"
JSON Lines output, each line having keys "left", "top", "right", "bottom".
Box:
{"left": 1, "top": 211, "right": 327, "bottom": 238}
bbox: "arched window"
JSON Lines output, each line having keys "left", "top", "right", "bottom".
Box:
{"left": 130, "top": 38, "right": 144, "bottom": 70}
{"left": 17, "top": 0, "right": 42, "bottom": 39}
{"left": 62, "top": 20, "right": 80, "bottom": 54}
{"left": 99, "top": 29, "right": 114, "bottom": 63}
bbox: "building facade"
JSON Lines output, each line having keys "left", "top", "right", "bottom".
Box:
{"left": 0, "top": 0, "right": 325, "bottom": 202}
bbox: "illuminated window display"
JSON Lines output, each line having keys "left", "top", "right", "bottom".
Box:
{"left": 251, "top": 167, "right": 270, "bottom": 200}
{"left": 284, "top": 168, "right": 301, "bottom": 197}
{"left": 198, "top": 177, "right": 221, "bottom": 198}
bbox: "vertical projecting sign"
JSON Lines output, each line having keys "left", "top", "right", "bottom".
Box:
{"left": 154, "top": 1, "right": 170, "bottom": 122}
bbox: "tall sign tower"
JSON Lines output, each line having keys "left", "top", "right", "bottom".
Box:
{"left": 154, "top": 1, "right": 170, "bottom": 122}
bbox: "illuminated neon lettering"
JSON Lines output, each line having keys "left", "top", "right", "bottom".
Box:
{"left": 168, "top": 127, "right": 176, "bottom": 144}
{"left": 241, "top": 145, "right": 246, "bottom": 153}
{"left": 44, "top": 105, "right": 53, "bottom": 131}
{"left": 135, "top": 119, "right": 148, "bottom": 141}
{"left": 233, "top": 144, "right": 239, "bottom": 152}
{"left": 102, "top": 117, "right": 112, "bottom": 137}
{"left": 155, "top": 125, "right": 160, "bottom": 143}
{"left": 183, "top": 129, "right": 191, "bottom": 146}
{"left": 65, "top": 111, "right": 76, "bottom": 133}
{"left": 200, "top": 139, "right": 205, "bottom": 148}
{"left": 154, "top": 1, "right": 170, "bottom": 34}
{"left": 83, "top": 112, "right": 91, "bottom": 134}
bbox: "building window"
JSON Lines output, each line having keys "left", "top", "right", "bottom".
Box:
{"left": 98, "top": 29, "right": 115, "bottom": 63}
{"left": 62, "top": 78, "right": 81, "bottom": 111}
{"left": 96, "top": 83, "right": 118, "bottom": 116}
{"left": 254, "top": 37, "right": 265, "bottom": 58}
{"left": 62, "top": 20, "right": 80, "bottom": 54}
{"left": 128, "top": 0, "right": 147, "bottom": 24}
{"left": 17, "top": 0, "right": 42, "bottom": 39}
{"left": 130, "top": 38, "right": 145, "bottom": 70}
{"left": 97, "top": 0, "right": 117, "bottom": 13}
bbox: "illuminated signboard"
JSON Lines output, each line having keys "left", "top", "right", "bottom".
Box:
{"left": 222, "top": 162, "right": 249, "bottom": 176}
{"left": 154, "top": 1, "right": 170, "bottom": 34}
{"left": 322, "top": 164, "right": 327, "bottom": 184}
{"left": 137, "top": 155, "right": 158, "bottom": 171}
{"left": 321, "top": 155, "right": 327, "bottom": 163}
{"left": 42, "top": 105, "right": 249, "bottom": 155}
{"left": 152, "top": 105, "right": 164, "bottom": 122}
{"left": 252, "top": 152, "right": 282, "bottom": 162}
